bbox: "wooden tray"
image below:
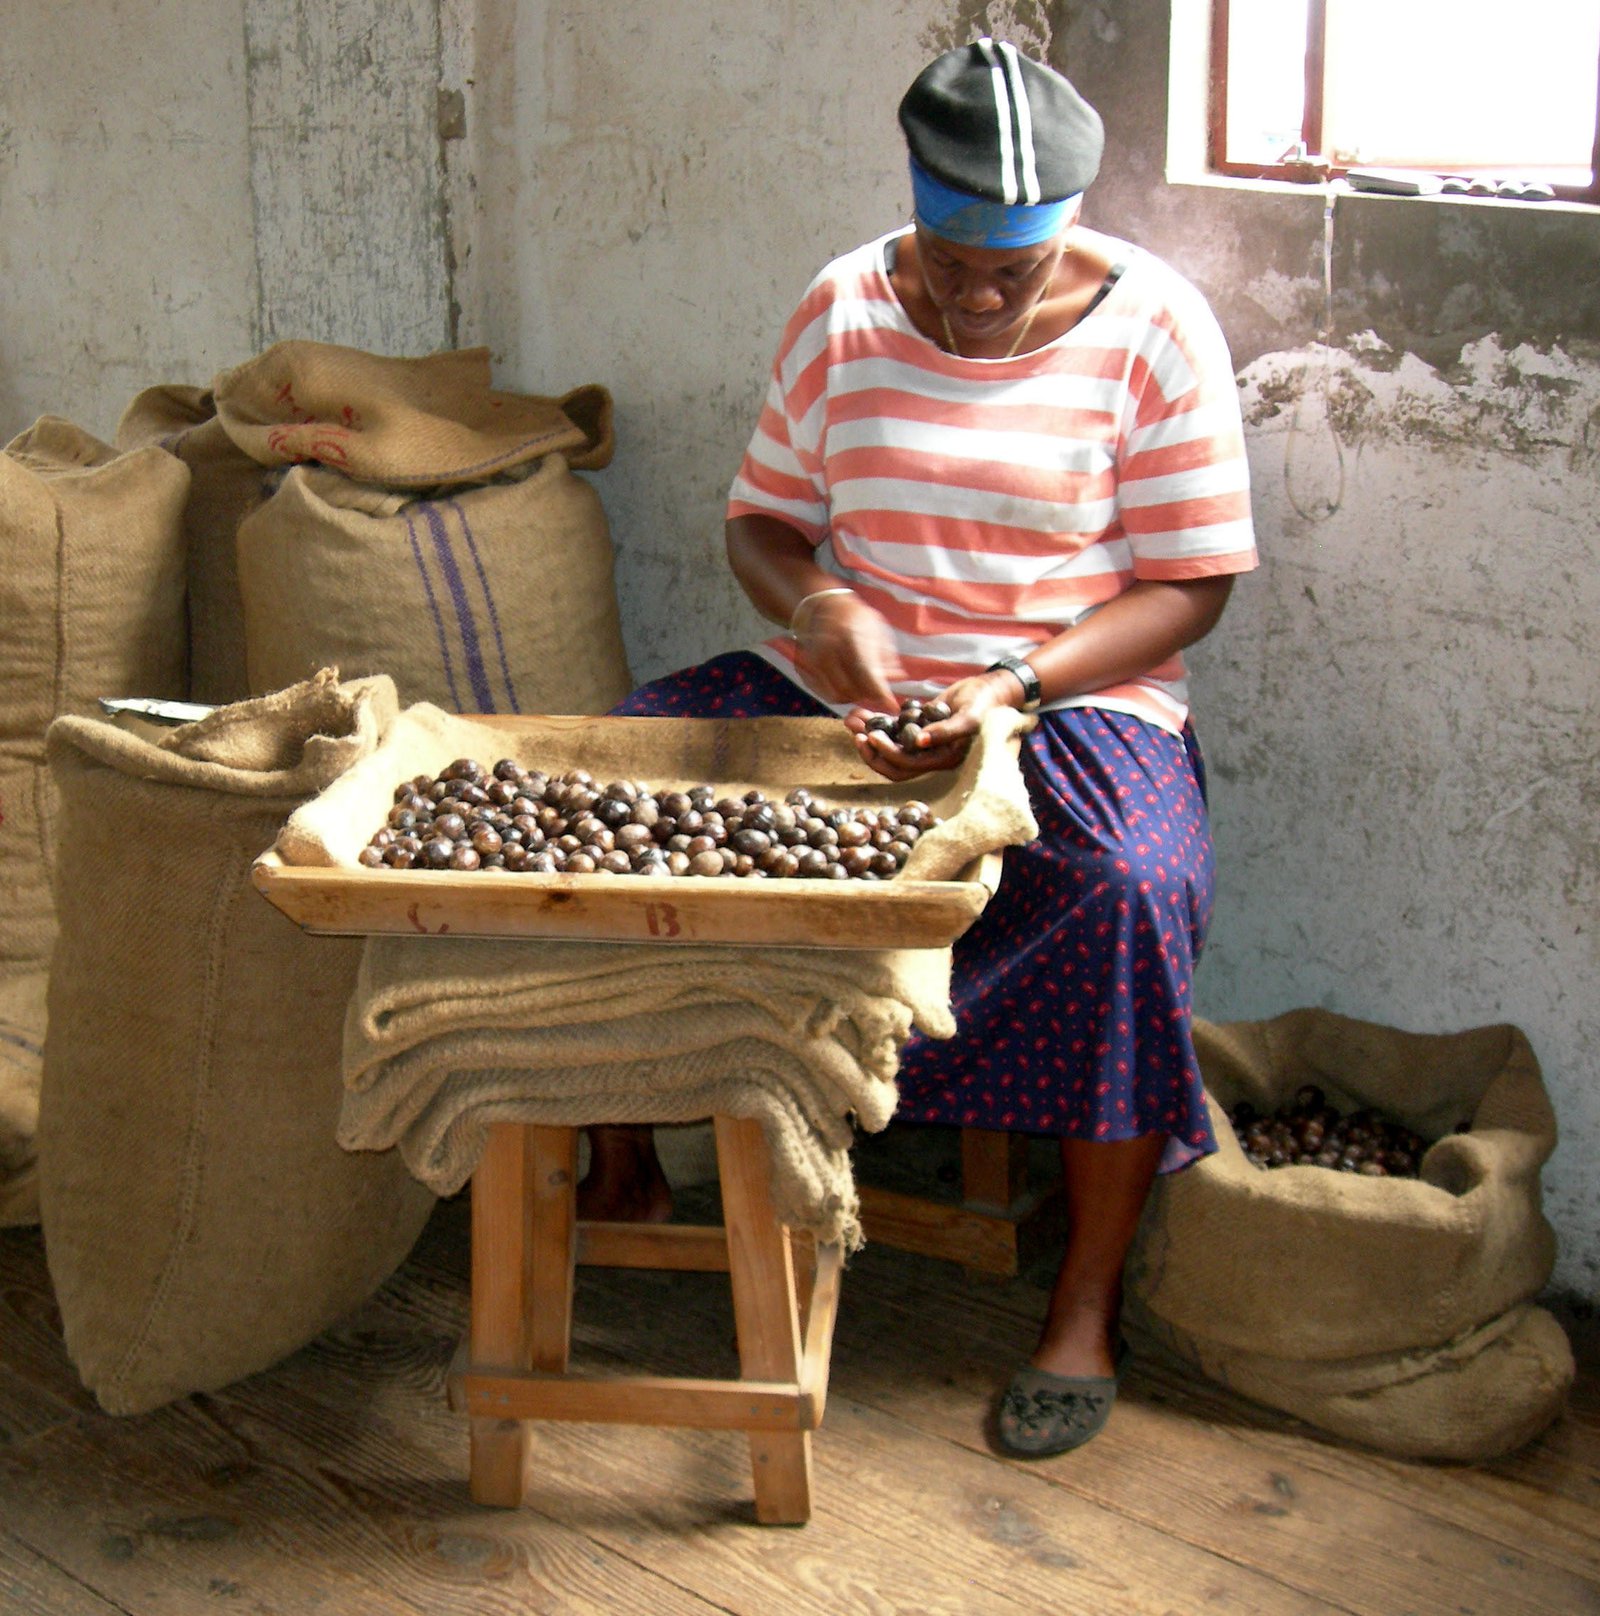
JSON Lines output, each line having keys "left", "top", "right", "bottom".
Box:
{"left": 252, "top": 847, "right": 1000, "bottom": 949}
{"left": 252, "top": 713, "right": 1007, "bottom": 951}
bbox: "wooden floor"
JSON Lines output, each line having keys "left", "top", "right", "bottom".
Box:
{"left": 1, "top": 1185, "right": 1597, "bottom": 1616}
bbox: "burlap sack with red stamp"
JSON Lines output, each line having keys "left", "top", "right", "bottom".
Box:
{"left": 211, "top": 341, "right": 613, "bottom": 483}
{"left": 0, "top": 418, "right": 188, "bottom": 1226}
{"left": 122, "top": 348, "right": 616, "bottom": 707}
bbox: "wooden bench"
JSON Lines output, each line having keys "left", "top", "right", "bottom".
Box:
{"left": 858, "top": 1125, "right": 1062, "bottom": 1278}
{"left": 447, "top": 1115, "right": 841, "bottom": 1525}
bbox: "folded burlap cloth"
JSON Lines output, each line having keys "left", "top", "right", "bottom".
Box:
{"left": 295, "top": 703, "right": 1037, "bottom": 1250}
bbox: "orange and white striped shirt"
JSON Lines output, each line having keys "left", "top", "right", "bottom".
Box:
{"left": 728, "top": 228, "right": 1257, "bottom": 734}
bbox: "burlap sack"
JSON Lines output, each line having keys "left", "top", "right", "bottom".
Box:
{"left": 1133, "top": 1300, "right": 1574, "bottom": 1462}
{"left": 115, "top": 385, "right": 274, "bottom": 704}
{"left": 212, "top": 342, "right": 615, "bottom": 482}
{"left": 0, "top": 417, "right": 189, "bottom": 1224}
{"left": 0, "top": 972, "right": 46, "bottom": 1226}
{"left": 236, "top": 458, "right": 632, "bottom": 715}
{"left": 1127, "top": 1010, "right": 1558, "bottom": 1362}
{"left": 0, "top": 758, "right": 50, "bottom": 1229}
{"left": 1124, "top": 1009, "right": 1570, "bottom": 1457}
{"left": 40, "top": 672, "right": 436, "bottom": 1416}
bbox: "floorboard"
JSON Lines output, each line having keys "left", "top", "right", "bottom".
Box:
{"left": 1, "top": 1182, "right": 1596, "bottom": 1616}
{"left": 0, "top": 1531, "right": 129, "bottom": 1616}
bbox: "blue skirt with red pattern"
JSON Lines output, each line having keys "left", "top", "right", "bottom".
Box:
{"left": 611, "top": 651, "right": 1218, "bottom": 1172}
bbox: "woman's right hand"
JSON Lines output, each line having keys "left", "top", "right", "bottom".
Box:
{"left": 724, "top": 514, "right": 906, "bottom": 711}
{"left": 791, "top": 591, "right": 905, "bottom": 712}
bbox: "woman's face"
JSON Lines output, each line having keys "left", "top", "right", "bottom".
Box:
{"left": 914, "top": 223, "right": 1072, "bottom": 347}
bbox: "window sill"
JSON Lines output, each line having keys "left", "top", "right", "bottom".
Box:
{"left": 1164, "top": 169, "right": 1600, "bottom": 216}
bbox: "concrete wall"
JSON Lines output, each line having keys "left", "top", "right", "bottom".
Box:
{"left": 0, "top": 0, "right": 451, "bottom": 444}
{"left": 0, "top": 1, "right": 255, "bottom": 441}
{"left": 3, "top": 0, "right": 1596, "bottom": 1302}
{"left": 1085, "top": 0, "right": 1600, "bottom": 1305}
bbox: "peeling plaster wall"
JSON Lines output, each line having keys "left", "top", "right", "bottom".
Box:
{"left": 242, "top": 0, "right": 453, "bottom": 357}
{"left": 1068, "top": 0, "right": 1600, "bottom": 1299}
{"left": 1196, "top": 338, "right": 1600, "bottom": 1299}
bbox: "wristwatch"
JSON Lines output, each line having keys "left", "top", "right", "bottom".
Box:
{"left": 986, "top": 654, "right": 1043, "bottom": 712}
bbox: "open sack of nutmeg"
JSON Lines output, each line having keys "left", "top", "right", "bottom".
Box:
{"left": 1125, "top": 1008, "right": 1573, "bottom": 1460}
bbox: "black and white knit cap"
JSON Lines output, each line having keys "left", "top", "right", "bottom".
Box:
{"left": 898, "top": 38, "right": 1105, "bottom": 205}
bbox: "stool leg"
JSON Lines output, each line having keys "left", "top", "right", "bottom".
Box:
{"left": 469, "top": 1122, "right": 578, "bottom": 1506}
{"left": 525, "top": 1125, "right": 579, "bottom": 1375}
{"left": 715, "top": 1114, "right": 812, "bottom": 1526}
{"left": 961, "top": 1126, "right": 1029, "bottom": 1212}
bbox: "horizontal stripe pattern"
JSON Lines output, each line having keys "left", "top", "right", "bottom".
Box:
{"left": 727, "top": 229, "right": 1257, "bottom": 732}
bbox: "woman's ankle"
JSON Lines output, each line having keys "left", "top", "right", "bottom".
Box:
{"left": 1031, "top": 1287, "right": 1123, "bottom": 1377}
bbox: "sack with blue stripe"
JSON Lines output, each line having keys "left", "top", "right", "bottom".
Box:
{"left": 222, "top": 342, "right": 631, "bottom": 717}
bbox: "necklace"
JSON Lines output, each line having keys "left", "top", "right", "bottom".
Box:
{"left": 917, "top": 234, "right": 1071, "bottom": 360}
{"left": 941, "top": 297, "right": 1041, "bottom": 359}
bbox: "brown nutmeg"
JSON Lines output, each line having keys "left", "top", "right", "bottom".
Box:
{"left": 362, "top": 763, "right": 944, "bottom": 885}
{"left": 1230, "top": 1088, "right": 1431, "bottom": 1179}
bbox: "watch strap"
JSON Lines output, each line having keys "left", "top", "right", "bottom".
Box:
{"left": 986, "top": 654, "right": 1042, "bottom": 712}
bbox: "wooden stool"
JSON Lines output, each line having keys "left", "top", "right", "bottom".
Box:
{"left": 448, "top": 1115, "right": 842, "bottom": 1525}
{"left": 857, "top": 1125, "right": 1061, "bottom": 1277}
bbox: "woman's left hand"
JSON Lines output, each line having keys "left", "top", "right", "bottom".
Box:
{"left": 844, "top": 670, "right": 1023, "bottom": 782}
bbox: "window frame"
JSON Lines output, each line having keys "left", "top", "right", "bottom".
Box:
{"left": 1207, "top": 0, "right": 1600, "bottom": 203}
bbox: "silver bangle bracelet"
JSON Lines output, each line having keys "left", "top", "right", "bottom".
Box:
{"left": 788, "top": 586, "right": 855, "bottom": 633}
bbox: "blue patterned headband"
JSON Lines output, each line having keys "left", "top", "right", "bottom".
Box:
{"left": 909, "top": 155, "right": 1076, "bottom": 248}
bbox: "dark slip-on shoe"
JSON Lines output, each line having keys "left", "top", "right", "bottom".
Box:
{"left": 995, "top": 1340, "right": 1129, "bottom": 1458}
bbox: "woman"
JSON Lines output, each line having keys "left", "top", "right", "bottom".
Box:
{"left": 584, "top": 39, "right": 1257, "bottom": 1457}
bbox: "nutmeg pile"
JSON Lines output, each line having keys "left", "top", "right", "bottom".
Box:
{"left": 860, "top": 697, "right": 953, "bottom": 753}
{"left": 360, "top": 757, "right": 941, "bottom": 879}
{"left": 1228, "top": 1085, "right": 1446, "bottom": 1178}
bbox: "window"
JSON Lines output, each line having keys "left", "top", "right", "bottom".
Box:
{"left": 1211, "top": 0, "right": 1600, "bottom": 202}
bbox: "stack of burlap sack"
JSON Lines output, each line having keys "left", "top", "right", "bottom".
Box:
{"left": 1, "top": 417, "right": 189, "bottom": 1227}
{"left": 278, "top": 700, "right": 1041, "bottom": 1252}
{"left": 115, "top": 342, "right": 625, "bottom": 711}
{"left": 3, "top": 343, "right": 633, "bottom": 1413}
{"left": 1126, "top": 1009, "right": 1573, "bottom": 1461}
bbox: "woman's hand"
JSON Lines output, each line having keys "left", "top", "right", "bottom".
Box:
{"left": 792, "top": 591, "right": 905, "bottom": 711}
{"left": 844, "top": 669, "right": 1022, "bottom": 781}
{"left": 725, "top": 514, "right": 906, "bottom": 710}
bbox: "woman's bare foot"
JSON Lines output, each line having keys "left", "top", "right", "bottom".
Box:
{"left": 578, "top": 1125, "right": 674, "bottom": 1224}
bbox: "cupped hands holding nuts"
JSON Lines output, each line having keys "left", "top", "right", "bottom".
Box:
{"left": 845, "top": 666, "right": 1032, "bottom": 782}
